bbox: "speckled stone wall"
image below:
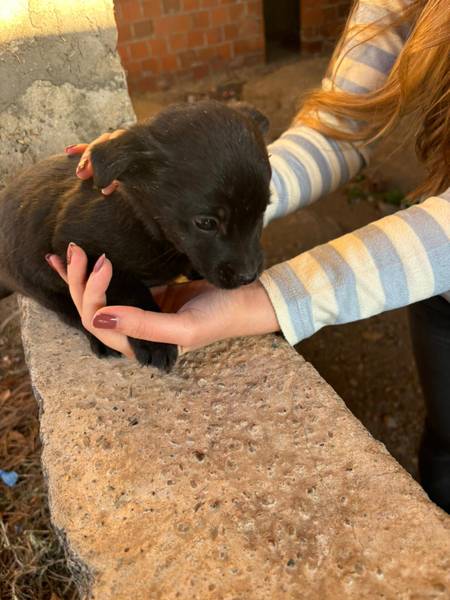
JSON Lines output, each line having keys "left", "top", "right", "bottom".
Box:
{"left": 0, "top": 0, "right": 135, "bottom": 189}
{"left": 20, "top": 297, "right": 450, "bottom": 599}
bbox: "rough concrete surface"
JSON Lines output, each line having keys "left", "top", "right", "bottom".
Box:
{"left": 20, "top": 297, "right": 450, "bottom": 600}
{"left": 0, "top": 0, "right": 135, "bottom": 188}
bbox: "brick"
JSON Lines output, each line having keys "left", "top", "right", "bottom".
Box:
{"left": 129, "top": 40, "right": 150, "bottom": 60}
{"left": 182, "top": 0, "right": 199, "bottom": 9}
{"left": 149, "top": 37, "right": 168, "bottom": 55}
{"left": 210, "top": 6, "right": 229, "bottom": 27}
{"left": 224, "top": 23, "right": 238, "bottom": 40}
{"left": 120, "top": 0, "right": 142, "bottom": 23}
{"left": 229, "top": 3, "right": 245, "bottom": 21}
{"left": 239, "top": 17, "right": 263, "bottom": 37}
{"left": 142, "top": 1, "right": 162, "bottom": 18}
{"left": 191, "top": 10, "right": 209, "bottom": 28}
{"left": 215, "top": 41, "right": 232, "bottom": 59}
{"left": 117, "top": 24, "right": 133, "bottom": 43}
{"left": 162, "top": 0, "right": 181, "bottom": 13}
{"left": 246, "top": 1, "right": 262, "bottom": 17}
{"left": 196, "top": 45, "right": 217, "bottom": 61}
{"left": 153, "top": 13, "right": 191, "bottom": 35}
{"left": 117, "top": 44, "right": 129, "bottom": 62}
{"left": 161, "top": 54, "right": 179, "bottom": 71}
{"left": 200, "top": 0, "right": 218, "bottom": 6}
{"left": 187, "top": 29, "right": 205, "bottom": 47}
{"left": 169, "top": 32, "right": 188, "bottom": 51}
{"left": 142, "top": 57, "right": 161, "bottom": 74}
{"left": 133, "top": 19, "right": 154, "bottom": 38}
{"left": 233, "top": 35, "right": 263, "bottom": 55}
{"left": 193, "top": 63, "right": 210, "bottom": 79}
{"left": 178, "top": 49, "right": 198, "bottom": 68}
{"left": 205, "top": 27, "right": 223, "bottom": 44}
{"left": 124, "top": 59, "right": 144, "bottom": 74}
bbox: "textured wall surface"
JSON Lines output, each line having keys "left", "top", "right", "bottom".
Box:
{"left": 20, "top": 298, "right": 450, "bottom": 599}
{"left": 0, "top": 0, "right": 135, "bottom": 189}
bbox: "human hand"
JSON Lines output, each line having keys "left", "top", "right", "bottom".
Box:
{"left": 46, "top": 244, "right": 280, "bottom": 360}
{"left": 64, "top": 129, "right": 126, "bottom": 195}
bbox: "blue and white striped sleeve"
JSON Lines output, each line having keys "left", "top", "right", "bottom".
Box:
{"left": 260, "top": 190, "right": 450, "bottom": 345}
{"left": 264, "top": 0, "right": 411, "bottom": 225}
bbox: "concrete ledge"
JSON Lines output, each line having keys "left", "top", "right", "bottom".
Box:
{"left": 20, "top": 297, "right": 450, "bottom": 599}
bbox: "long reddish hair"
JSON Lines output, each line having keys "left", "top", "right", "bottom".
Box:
{"left": 296, "top": 0, "right": 450, "bottom": 197}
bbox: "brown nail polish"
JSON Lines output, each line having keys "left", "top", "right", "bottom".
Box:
{"left": 67, "top": 242, "right": 76, "bottom": 265}
{"left": 76, "top": 158, "right": 88, "bottom": 174}
{"left": 93, "top": 314, "right": 118, "bottom": 329}
{"left": 45, "top": 254, "right": 55, "bottom": 269}
{"left": 93, "top": 254, "right": 106, "bottom": 273}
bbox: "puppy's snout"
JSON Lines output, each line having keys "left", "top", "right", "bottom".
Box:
{"left": 217, "top": 261, "right": 261, "bottom": 288}
{"left": 237, "top": 272, "right": 258, "bottom": 285}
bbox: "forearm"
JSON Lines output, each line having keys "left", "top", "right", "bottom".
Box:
{"left": 260, "top": 190, "right": 450, "bottom": 345}
{"left": 265, "top": 0, "right": 412, "bottom": 225}
{"left": 265, "top": 126, "right": 368, "bottom": 225}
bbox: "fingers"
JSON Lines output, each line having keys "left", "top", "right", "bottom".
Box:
{"left": 65, "top": 243, "right": 89, "bottom": 314}
{"left": 100, "top": 180, "right": 120, "bottom": 195}
{"left": 67, "top": 130, "right": 126, "bottom": 186}
{"left": 45, "top": 253, "right": 67, "bottom": 283}
{"left": 81, "top": 253, "right": 113, "bottom": 324}
{"left": 92, "top": 305, "right": 194, "bottom": 348}
{"left": 151, "top": 280, "right": 213, "bottom": 313}
{"left": 74, "top": 133, "right": 112, "bottom": 180}
{"left": 65, "top": 143, "right": 88, "bottom": 155}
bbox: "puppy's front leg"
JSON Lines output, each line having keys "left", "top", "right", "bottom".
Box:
{"left": 106, "top": 270, "right": 178, "bottom": 372}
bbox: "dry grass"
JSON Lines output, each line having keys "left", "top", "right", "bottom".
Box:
{"left": 0, "top": 306, "right": 80, "bottom": 600}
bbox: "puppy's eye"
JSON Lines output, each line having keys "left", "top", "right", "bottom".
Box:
{"left": 193, "top": 216, "right": 219, "bottom": 232}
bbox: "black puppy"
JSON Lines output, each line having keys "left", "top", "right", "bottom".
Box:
{"left": 0, "top": 100, "right": 271, "bottom": 371}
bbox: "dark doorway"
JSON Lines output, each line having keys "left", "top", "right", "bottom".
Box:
{"left": 263, "top": 0, "right": 300, "bottom": 62}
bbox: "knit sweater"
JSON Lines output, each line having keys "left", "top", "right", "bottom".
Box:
{"left": 259, "top": 0, "right": 450, "bottom": 345}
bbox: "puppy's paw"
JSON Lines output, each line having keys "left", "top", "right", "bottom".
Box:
{"left": 88, "top": 334, "right": 122, "bottom": 359}
{"left": 129, "top": 338, "right": 178, "bottom": 372}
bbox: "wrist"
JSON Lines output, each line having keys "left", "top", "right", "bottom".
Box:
{"left": 233, "top": 279, "right": 280, "bottom": 337}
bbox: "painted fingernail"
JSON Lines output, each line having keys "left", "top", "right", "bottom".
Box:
{"left": 45, "top": 253, "right": 56, "bottom": 270}
{"left": 76, "top": 158, "right": 88, "bottom": 174}
{"left": 65, "top": 144, "right": 77, "bottom": 153}
{"left": 93, "top": 314, "right": 118, "bottom": 329}
{"left": 93, "top": 253, "right": 106, "bottom": 273}
{"left": 67, "top": 242, "right": 76, "bottom": 265}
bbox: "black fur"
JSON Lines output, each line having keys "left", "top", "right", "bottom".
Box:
{"left": 0, "top": 100, "right": 271, "bottom": 371}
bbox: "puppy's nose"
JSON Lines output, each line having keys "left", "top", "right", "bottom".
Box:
{"left": 237, "top": 272, "right": 257, "bottom": 285}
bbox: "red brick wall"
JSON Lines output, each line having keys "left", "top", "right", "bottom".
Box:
{"left": 114, "top": 1, "right": 352, "bottom": 94}
{"left": 115, "top": 0, "right": 265, "bottom": 93}
{"left": 301, "top": 0, "right": 352, "bottom": 54}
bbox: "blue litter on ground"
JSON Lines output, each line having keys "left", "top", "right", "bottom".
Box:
{"left": 0, "top": 469, "right": 18, "bottom": 487}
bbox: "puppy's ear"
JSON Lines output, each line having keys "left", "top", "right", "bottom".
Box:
{"left": 90, "top": 130, "right": 160, "bottom": 190}
{"left": 230, "top": 101, "right": 270, "bottom": 136}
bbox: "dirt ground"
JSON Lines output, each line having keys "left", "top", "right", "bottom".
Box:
{"left": 0, "top": 55, "right": 426, "bottom": 598}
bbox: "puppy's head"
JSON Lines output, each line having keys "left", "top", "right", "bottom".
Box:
{"left": 90, "top": 100, "right": 271, "bottom": 289}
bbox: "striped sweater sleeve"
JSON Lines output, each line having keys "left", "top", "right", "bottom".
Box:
{"left": 260, "top": 191, "right": 450, "bottom": 345}
{"left": 264, "top": 0, "right": 411, "bottom": 225}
